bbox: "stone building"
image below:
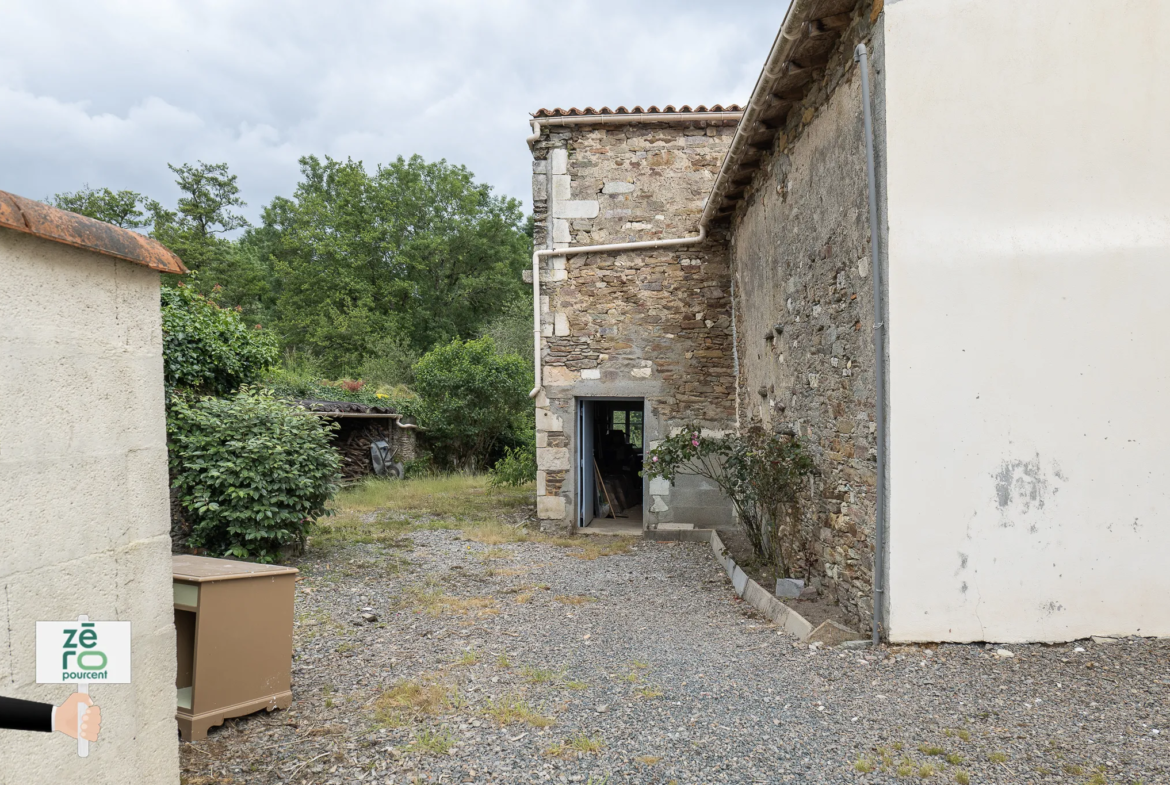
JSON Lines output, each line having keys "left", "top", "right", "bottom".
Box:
{"left": 528, "top": 108, "right": 742, "bottom": 532}
{"left": 528, "top": 0, "right": 1170, "bottom": 643}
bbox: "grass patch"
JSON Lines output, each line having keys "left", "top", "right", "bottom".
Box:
{"left": 546, "top": 733, "right": 604, "bottom": 759}
{"left": 945, "top": 753, "right": 963, "bottom": 766}
{"left": 336, "top": 474, "right": 533, "bottom": 519}
{"left": 405, "top": 728, "right": 454, "bottom": 756}
{"left": 456, "top": 649, "right": 480, "bottom": 666}
{"left": 522, "top": 666, "right": 560, "bottom": 684}
{"left": 565, "top": 539, "right": 633, "bottom": 560}
{"left": 564, "top": 679, "right": 589, "bottom": 690}
{"left": 918, "top": 745, "right": 946, "bottom": 757}
{"left": 635, "top": 755, "right": 662, "bottom": 765}
{"left": 555, "top": 595, "right": 596, "bottom": 606}
{"left": 514, "top": 593, "right": 534, "bottom": 604}
{"left": 401, "top": 584, "right": 499, "bottom": 618}
{"left": 988, "top": 752, "right": 1008, "bottom": 764}
{"left": 483, "top": 695, "right": 555, "bottom": 727}
{"left": 854, "top": 757, "right": 876, "bottom": 773}
{"left": 461, "top": 520, "right": 536, "bottom": 545}
{"left": 496, "top": 653, "right": 511, "bottom": 668}
{"left": 954, "top": 772, "right": 970, "bottom": 785}
{"left": 635, "top": 685, "right": 663, "bottom": 699}
{"left": 373, "top": 679, "right": 458, "bottom": 725}
{"left": 310, "top": 511, "right": 415, "bottom": 553}
{"left": 480, "top": 546, "right": 510, "bottom": 561}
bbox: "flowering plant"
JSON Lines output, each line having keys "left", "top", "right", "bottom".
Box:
{"left": 645, "top": 425, "right": 815, "bottom": 575}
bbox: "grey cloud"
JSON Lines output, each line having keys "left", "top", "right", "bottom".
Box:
{"left": 0, "top": 0, "right": 787, "bottom": 221}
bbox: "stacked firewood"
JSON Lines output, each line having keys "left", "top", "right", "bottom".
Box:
{"left": 335, "top": 423, "right": 392, "bottom": 482}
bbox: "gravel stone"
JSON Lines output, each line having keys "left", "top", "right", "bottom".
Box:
{"left": 180, "top": 529, "right": 1169, "bottom": 784}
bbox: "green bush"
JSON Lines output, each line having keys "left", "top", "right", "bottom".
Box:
{"left": 412, "top": 336, "right": 531, "bottom": 469}
{"left": 646, "top": 426, "right": 815, "bottom": 575}
{"left": 168, "top": 388, "right": 341, "bottom": 562}
{"left": 161, "top": 280, "right": 279, "bottom": 396}
{"left": 488, "top": 443, "right": 537, "bottom": 487}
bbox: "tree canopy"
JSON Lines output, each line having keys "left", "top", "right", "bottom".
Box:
{"left": 260, "top": 155, "right": 531, "bottom": 375}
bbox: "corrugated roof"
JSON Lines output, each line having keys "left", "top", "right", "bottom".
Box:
{"left": 533, "top": 104, "right": 742, "bottom": 118}
{"left": 0, "top": 189, "right": 187, "bottom": 274}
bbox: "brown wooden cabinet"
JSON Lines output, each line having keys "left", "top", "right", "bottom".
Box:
{"left": 173, "top": 555, "right": 298, "bottom": 741}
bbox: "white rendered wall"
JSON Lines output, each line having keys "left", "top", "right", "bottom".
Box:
{"left": 0, "top": 231, "right": 179, "bottom": 783}
{"left": 884, "top": 0, "right": 1170, "bottom": 641}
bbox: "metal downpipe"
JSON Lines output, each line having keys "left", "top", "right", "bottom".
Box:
{"left": 855, "top": 42, "right": 886, "bottom": 646}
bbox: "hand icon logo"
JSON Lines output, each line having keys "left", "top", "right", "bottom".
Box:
{"left": 54, "top": 693, "right": 101, "bottom": 742}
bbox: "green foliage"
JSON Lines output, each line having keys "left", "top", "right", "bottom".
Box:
{"left": 168, "top": 388, "right": 341, "bottom": 562}
{"left": 263, "top": 154, "right": 531, "bottom": 375}
{"left": 412, "top": 337, "right": 530, "bottom": 469}
{"left": 161, "top": 281, "right": 279, "bottom": 396}
{"left": 50, "top": 185, "right": 160, "bottom": 229}
{"left": 479, "top": 298, "right": 535, "bottom": 365}
{"left": 489, "top": 443, "right": 537, "bottom": 487}
{"left": 358, "top": 334, "right": 420, "bottom": 387}
{"left": 646, "top": 426, "right": 815, "bottom": 573}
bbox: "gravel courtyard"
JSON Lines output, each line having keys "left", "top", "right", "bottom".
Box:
{"left": 180, "top": 480, "right": 1167, "bottom": 785}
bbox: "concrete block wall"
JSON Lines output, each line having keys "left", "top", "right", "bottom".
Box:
{"left": 0, "top": 230, "right": 179, "bottom": 784}
{"left": 727, "top": 2, "right": 883, "bottom": 631}
{"left": 530, "top": 120, "right": 739, "bottom": 531}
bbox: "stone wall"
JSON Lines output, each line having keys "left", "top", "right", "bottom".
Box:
{"left": 530, "top": 119, "right": 738, "bottom": 531}
{"left": 0, "top": 230, "right": 180, "bottom": 784}
{"left": 726, "top": 2, "right": 884, "bottom": 631}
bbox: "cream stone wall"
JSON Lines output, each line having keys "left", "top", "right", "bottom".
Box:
{"left": 0, "top": 230, "right": 179, "bottom": 783}
{"left": 885, "top": 0, "right": 1170, "bottom": 642}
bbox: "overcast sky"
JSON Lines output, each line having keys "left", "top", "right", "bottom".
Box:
{"left": 0, "top": 1, "right": 787, "bottom": 224}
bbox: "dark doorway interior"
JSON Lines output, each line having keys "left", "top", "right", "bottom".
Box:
{"left": 589, "top": 401, "right": 644, "bottom": 521}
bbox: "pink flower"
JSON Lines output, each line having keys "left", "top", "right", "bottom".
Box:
{"left": 691, "top": 439, "right": 700, "bottom": 447}
{"left": 651, "top": 456, "right": 658, "bottom": 462}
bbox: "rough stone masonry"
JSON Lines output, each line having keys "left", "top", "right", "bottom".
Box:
{"left": 529, "top": 116, "right": 738, "bottom": 530}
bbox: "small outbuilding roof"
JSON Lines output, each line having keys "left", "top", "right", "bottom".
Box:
{"left": 0, "top": 189, "right": 187, "bottom": 274}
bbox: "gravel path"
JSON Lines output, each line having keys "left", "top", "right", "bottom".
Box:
{"left": 181, "top": 526, "right": 1168, "bottom": 785}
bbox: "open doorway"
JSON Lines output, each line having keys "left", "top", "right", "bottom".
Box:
{"left": 577, "top": 398, "right": 645, "bottom": 531}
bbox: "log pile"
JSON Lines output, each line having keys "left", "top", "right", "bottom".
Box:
{"left": 291, "top": 399, "right": 414, "bottom": 481}
{"left": 335, "top": 422, "right": 394, "bottom": 482}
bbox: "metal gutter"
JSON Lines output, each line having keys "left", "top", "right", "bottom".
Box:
{"left": 855, "top": 42, "right": 887, "bottom": 645}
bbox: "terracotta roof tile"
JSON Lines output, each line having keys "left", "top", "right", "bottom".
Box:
{"left": 0, "top": 189, "right": 186, "bottom": 274}
{"left": 532, "top": 104, "right": 742, "bottom": 118}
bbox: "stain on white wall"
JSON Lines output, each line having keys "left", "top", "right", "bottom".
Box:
{"left": 884, "top": 0, "right": 1170, "bottom": 641}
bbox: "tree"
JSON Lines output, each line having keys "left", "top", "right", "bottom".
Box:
{"left": 263, "top": 154, "right": 531, "bottom": 376}
{"left": 161, "top": 280, "right": 279, "bottom": 397}
{"left": 51, "top": 185, "right": 158, "bottom": 229}
{"left": 411, "top": 337, "right": 530, "bottom": 469}
{"left": 167, "top": 161, "right": 250, "bottom": 240}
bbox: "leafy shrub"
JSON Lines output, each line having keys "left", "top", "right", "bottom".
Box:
{"left": 489, "top": 443, "right": 537, "bottom": 487}
{"left": 412, "top": 337, "right": 530, "bottom": 469}
{"left": 263, "top": 363, "right": 411, "bottom": 407}
{"left": 168, "top": 388, "right": 341, "bottom": 561}
{"left": 645, "top": 426, "right": 815, "bottom": 575}
{"left": 161, "top": 280, "right": 279, "bottom": 396}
